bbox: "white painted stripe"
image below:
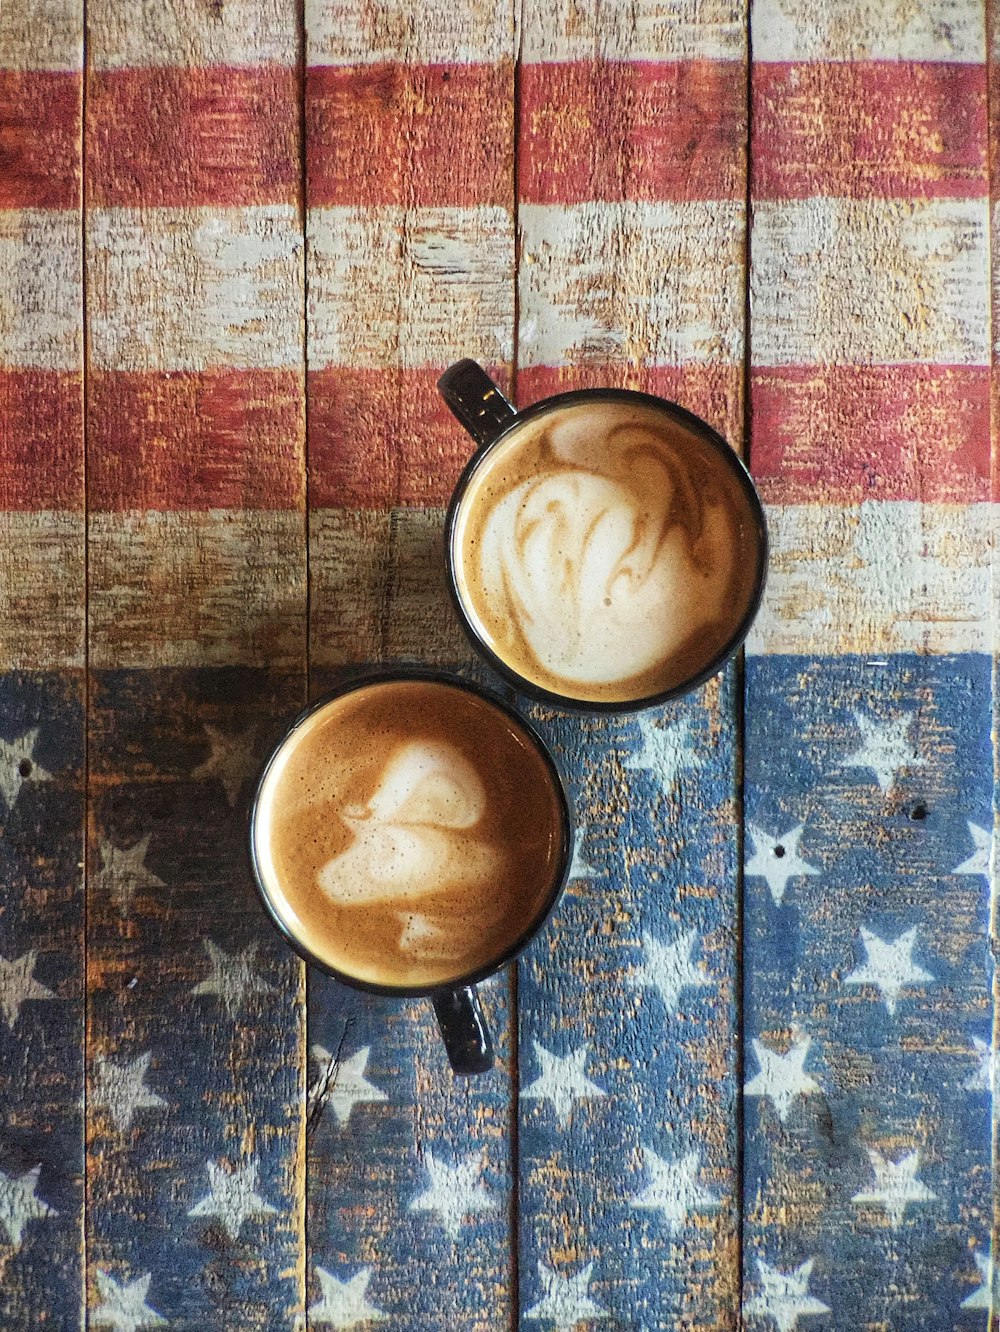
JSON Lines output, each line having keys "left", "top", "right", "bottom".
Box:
{"left": 88, "top": 0, "right": 296, "bottom": 69}
{"left": 307, "top": 205, "right": 514, "bottom": 371}
{"left": 751, "top": 0, "right": 985, "bottom": 63}
{"left": 0, "top": 210, "right": 81, "bottom": 371}
{"left": 522, "top": 0, "right": 743, "bottom": 62}
{"left": 0, "top": 0, "right": 81, "bottom": 71}
{"left": 88, "top": 509, "right": 305, "bottom": 669}
{"left": 88, "top": 206, "right": 303, "bottom": 373}
{"left": 306, "top": 0, "right": 512, "bottom": 65}
{"left": 0, "top": 510, "right": 84, "bottom": 670}
{"left": 309, "top": 508, "right": 472, "bottom": 667}
{"left": 519, "top": 201, "right": 744, "bottom": 368}
{"left": 747, "top": 501, "right": 995, "bottom": 657}
{"left": 752, "top": 198, "right": 989, "bottom": 368}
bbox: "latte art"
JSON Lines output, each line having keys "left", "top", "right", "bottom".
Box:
{"left": 452, "top": 400, "right": 764, "bottom": 703}
{"left": 252, "top": 680, "right": 565, "bottom": 989}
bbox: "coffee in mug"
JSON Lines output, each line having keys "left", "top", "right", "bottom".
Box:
{"left": 250, "top": 674, "right": 568, "bottom": 993}
{"left": 441, "top": 362, "right": 767, "bottom": 710}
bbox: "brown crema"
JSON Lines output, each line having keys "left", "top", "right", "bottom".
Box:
{"left": 451, "top": 399, "right": 764, "bottom": 703}
{"left": 252, "top": 680, "right": 565, "bottom": 989}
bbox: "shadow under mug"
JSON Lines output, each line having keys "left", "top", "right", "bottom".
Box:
{"left": 439, "top": 359, "right": 769, "bottom": 713}
{"left": 247, "top": 668, "right": 573, "bottom": 1075}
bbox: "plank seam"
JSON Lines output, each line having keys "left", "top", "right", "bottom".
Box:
{"left": 80, "top": 0, "right": 91, "bottom": 1323}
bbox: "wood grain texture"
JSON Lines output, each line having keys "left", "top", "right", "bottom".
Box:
{"left": 84, "top": 3, "right": 307, "bottom": 1326}
{"left": 0, "top": 6, "right": 84, "bottom": 1328}
{"left": 746, "top": 4, "right": 996, "bottom": 1326}
{"left": 516, "top": 3, "right": 747, "bottom": 1327}
{"left": 304, "top": 4, "right": 517, "bottom": 1327}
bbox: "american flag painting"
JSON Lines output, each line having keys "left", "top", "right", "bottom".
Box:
{"left": 0, "top": 0, "right": 994, "bottom": 1327}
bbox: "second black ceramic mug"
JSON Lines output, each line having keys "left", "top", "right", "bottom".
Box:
{"left": 439, "top": 359, "right": 768, "bottom": 713}
{"left": 248, "top": 668, "right": 572, "bottom": 1075}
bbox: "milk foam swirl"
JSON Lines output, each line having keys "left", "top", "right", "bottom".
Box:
{"left": 317, "top": 740, "right": 506, "bottom": 962}
{"left": 466, "top": 408, "right": 737, "bottom": 691}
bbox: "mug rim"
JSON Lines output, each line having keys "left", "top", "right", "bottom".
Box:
{"left": 443, "top": 385, "right": 769, "bottom": 714}
{"left": 246, "top": 665, "right": 574, "bottom": 999}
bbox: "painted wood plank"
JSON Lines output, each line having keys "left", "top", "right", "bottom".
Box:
{"left": 515, "top": 3, "right": 748, "bottom": 1327}
{"left": 304, "top": 2, "right": 517, "bottom": 1327}
{"left": 0, "top": 5, "right": 85, "bottom": 1329}
{"left": 0, "top": 673, "right": 85, "bottom": 1330}
{"left": 83, "top": 2, "right": 308, "bottom": 1326}
{"left": 745, "top": 6, "right": 995, "bottom": 1327}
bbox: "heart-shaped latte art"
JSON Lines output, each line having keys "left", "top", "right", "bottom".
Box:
{"left": 317, "top": 741, "right": 498, "bottom": 916}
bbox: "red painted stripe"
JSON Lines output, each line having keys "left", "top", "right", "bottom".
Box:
{"left": 517, "top": 363, "right": 746, "bottom": 453}
{"left": 753, "top": 62, "right": 987, "bottom": 200}
{"left": 308, "top": 366, "right": 512, "bottom": 507}
{"left": 307, "top": 63, "right": 513, "bottom": 207}
{"left": 87, "top": 66, "right": 299, "bottom": 208}
{"left": 0, "top": 71, "right": 79, "bottom": 209}
{"left": 0, "top": 370, "right": 82, "bottom": 508}
{"left": 519, "top": 61, "right": 746, "bottom": 204}
{"left": 88, "top": 370, "right": 303, "bottom": 510}
{"left": 751, "top": 364, "right": 991, "bottom": 503}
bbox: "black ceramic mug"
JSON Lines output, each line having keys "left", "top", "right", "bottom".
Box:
{"left": 440, "top": 360, "right": 768, "bottom": 713}
{"left": 248, "top": 668, "right": 572, "bottom": 1075}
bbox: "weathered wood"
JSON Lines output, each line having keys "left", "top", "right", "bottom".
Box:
{"left": 516, "top": 3, "right": 748, "bottom": 1327}
{"left": 84, "top": 2, "right": 307, "bottom": 1326}
{"left": 0, "top": 5, "right": 84, "bottom": 1328}
{"left": 304, "top": 1, "right": 518, "bottom": 1326}
{"left": 745, "top": 2, "right": 994, "bottom": 1326}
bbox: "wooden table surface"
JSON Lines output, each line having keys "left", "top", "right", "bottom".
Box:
{"left": 1, "top": 1, "right": 996, "bottom": 1328}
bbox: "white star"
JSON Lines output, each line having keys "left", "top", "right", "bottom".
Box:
{"left": 844, "top": 925, "right": 933, "bottom": 1017}
{"left": 96, "top": 835, "right": 165, "bottom": 915}
{"left": 525, "top": 1261, "right": 608, "bottom": 1330}
{"left": 954, "top": 821, "right": 992, "bottom": 879}
{"left": 191, "top": 938, "right": 276, "bottom": 1018}
{"left": 745, "top": 824, "right": 819, "bottom": 906}
{"left": 91, "top": 1052, "right": 168, "bottom": 1131}
{"left": 0, "top": 727, "right": 52, "bottom": 810}
{"left": 0, "top": 1165, "right": 56, "bottom": 1248}
{"left": 310, "top": 1045, "right": 387, "bottom": 1128}
{"left": 629, "top": 1146, "right": 719, "bottom": 1229}
{"left": 630, "top": 927, "right": 710, "bottom": 1013}
{"left": 745, "top": 1035, "right": 821, "bottom": 1124}
{"left": 838, "top": 710, "right": 925, "bottom": 794}
{"left": 521, "top": 1042, "right": 606, "bottom": 1128}
{"left": 0, "top": 949, "right": 55, "bottom": 1029}
{"left": 744, "top": 1257, "right": 830, "bottom": 1332}
{"left": 91, "top": 1271, "right": 166, "bottom": 1331}
{"left": 308, "top": 1265, "right": 387, "bottom": 1328}
{"left": 964, "top": 1036, "right": 995, "bottom": 1092}
{"left": 623, "top": 714, "right": 703, "bottom": 796}
{"left": 188, "top": 1157, "right": 278, "bottom": 1239}
{"left": 192, "top": 722, "right": 260, "bottom": 807}
{"left": 852, "top": 1148, "right": 936, "bottom": 1228}
{"left": 408, "top": 1151, "right": 495, "bottom": 1239}
{"left": 961, "top": 1250, "right": 993, "bottom": 1309}
{"left": 568, "top": 826, "right": 599, "bottom": 880}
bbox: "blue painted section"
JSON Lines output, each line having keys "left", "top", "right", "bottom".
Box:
{"left": 519, "top": 667, "right": 741, "bottom": 1330}
{"left": 743, "top": 654, "right": 994, "bottom": 1329}
{"left": 88, "top": 669, "right": 305, "bottom": 1329}
{"left": 0, "top": 671, "right": 85, "bottom": 1330}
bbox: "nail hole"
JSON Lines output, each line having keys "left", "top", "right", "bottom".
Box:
{"left": 773, "top": 845, "right": 785, "bottom": 859}
{"left": 18, "top": 759, "right": 32, "bottom": 778}
{"left": 909, "top": 803, "right": 928, "bottom": 821}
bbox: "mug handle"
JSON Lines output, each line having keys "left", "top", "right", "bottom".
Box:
{"left": 432, "top": 986, "right": 494, "bottom": 1075}
{"left": 437, "top": 360, "right": 518, "bottom": 449}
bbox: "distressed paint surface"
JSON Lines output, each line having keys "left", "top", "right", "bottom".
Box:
{"left": 0, "top": 3, "right": 84, "bottom": 1328}
{"left": 747, "top": 6, "right": 995, "bottom": 1329}
{"left": 1, "top": 0, "right": 997, "bottom": 1327}
{"left": 83, "top": 1, "right": 307, "bottom": 1327}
